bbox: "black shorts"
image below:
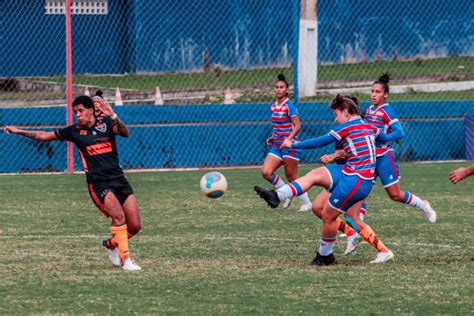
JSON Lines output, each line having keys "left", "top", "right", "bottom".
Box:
{"left": 87, "top": 177, "right": 134, "bottom": 215}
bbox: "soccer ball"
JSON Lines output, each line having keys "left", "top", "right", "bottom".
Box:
{"left": 200, "top": 171, "right": 227, "bottom": 198}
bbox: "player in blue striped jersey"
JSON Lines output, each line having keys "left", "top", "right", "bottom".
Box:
{"left": 256, "top": 94, "right": 394, "bottom": 265}
{"left": 365, "top": 73, "right": 436, "bottom": 223}
{"left": 260, "top": 74, "right": 312, "bottom": 212}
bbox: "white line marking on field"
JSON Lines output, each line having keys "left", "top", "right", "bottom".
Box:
{"left": 0, "top": 234, "right": 466, "bottom": 249}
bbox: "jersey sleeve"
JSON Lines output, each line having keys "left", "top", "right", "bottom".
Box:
{"left": 54, "top": 125, "right": 75, "bottom": 142}
{"left": 291, "top": 133, "right": 336, "bottom": 149}
{"left": 329, "top": 125, "right": 347, "bottom": 141}
{"left": 383, "top": 106, "right": 399, "bottom": 126}
{"left": 286, "top": 101, "right": 299, "bottom": 117}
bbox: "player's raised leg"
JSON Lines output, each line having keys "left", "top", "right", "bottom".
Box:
{"left": 385, "top": 182, "right": 436, "bottom": 223}
{"left": 283, "top": 157, "right": 312, "bottom": 212}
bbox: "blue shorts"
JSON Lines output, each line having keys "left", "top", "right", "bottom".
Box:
{"left": 375, "top": 149, "right": 400, "bottom": 188}
{"left": 328, "top": 173, "right": 373, "bottom": 213}
{"left": 323, "top": 164, "right": 343, "bottom": 191}
{"left": 268, "top": 145, "right": 302, "bottom": 161}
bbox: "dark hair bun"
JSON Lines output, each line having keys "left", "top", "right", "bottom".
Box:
{"left": 277, "top": 74, "right": 286, "bottom": 81}
{"left": 347, "top": 95, "right": 359, "bottom": 105}
{"left": 335, "top": 93, "right": 344, "bottom": 103}
{"left": 378, "top": 72, "right": 391, "bottom": 84}
{"left": 95, "top": 90, "right": 104, "bottom": 98}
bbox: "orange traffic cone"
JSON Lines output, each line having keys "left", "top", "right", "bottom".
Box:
{"left": 224, "top": 86, "right": 234, "bottom": 104}
{"left": 115, "top": 87, "right": 123, "bottom": 106}
{"left": 154, "top": 86, "right": 164, "bottom": 105}
{"left": 84, "top": 86, "right": 91, "bottom": 96}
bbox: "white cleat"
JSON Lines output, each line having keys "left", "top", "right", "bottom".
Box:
{"left": 423, "top": 200, "right": 437, "bottom": 223}
{"left": 283, "top": 198, "right": 293, "bottom": 209}
{"left": 370, "top": 250, "right": 394, "bottom": 264}
{"left": 107, "top": 248, "right": 122, "bottom": 267}
{"left": 344, "top": 233, "right": 360, "bottom": 255}
{"left": 101, "top": 240, "right": 121, "bottom": 267}
{"left": 298, "top": 203, "right": 312, "bottom": 213}
{"left": 122, "top": 258, "right": 142, "bottom": 271}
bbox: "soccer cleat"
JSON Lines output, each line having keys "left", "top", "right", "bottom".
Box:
{"left": 370, "top": 250, "right": 394, "bottom": 264}
{"left": 254, "top": 185, "right": 280, "bottom": 208}
{"left": 298, "top": 203, "right": 312, "bottom": 213}
{"left": 101, "top": 239, "right": 121, "bottom": 267}
{"left": 309, "top": 252, "right": 336, "bottom": 266}
{"left": 344, "top": 233, "right": 361, "bottom": 255}
{"left": 283, "top": 198, "right": 293, "bottom": 209}
{"left": 122, "top": 258, "right": 142, "bottom": 271}
{"left": 422, "top": 200, "right": 437, "bottom": 223}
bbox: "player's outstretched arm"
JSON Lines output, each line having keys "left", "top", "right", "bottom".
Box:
{"left": 281, "top": 134, "right": 335, "bottom": 150}
{"left": 449, "top": 165, "right": 474, "bottom": 184}
{"left": 4, "top": 126, "right": 58, "bottom": 141}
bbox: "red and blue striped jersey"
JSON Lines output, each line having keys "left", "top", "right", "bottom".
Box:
{"left": 364, "top": 103, "right": 399, "bottom": 156}
{"left": 329, "top": 117, "right": 379, "bottom": 180}
{"left": 270, "top": 98, "right": 299, "bottom": 147}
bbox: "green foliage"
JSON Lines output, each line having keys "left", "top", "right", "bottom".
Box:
{"left": 0, "top": 162, "right": 473, "bottom": 313}
{"left": 33, "top": 56, "right": 473, "bottom": 92}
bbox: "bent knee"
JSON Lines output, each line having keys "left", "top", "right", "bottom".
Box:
{"left": 261, "top": 170, "right": 273, "bottom": 181}
{"left": 128, "top": 223, "right": 142, "bottom": 236}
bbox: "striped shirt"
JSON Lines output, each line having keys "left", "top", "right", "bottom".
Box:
{"left": 329, "top": 116, "right": 379, "bottom": 180}
{"left": 271, "top": 98, "right": 299, "bottom": 147}
{"left": 364, "top": 103, "right": 399, "bottom": 156}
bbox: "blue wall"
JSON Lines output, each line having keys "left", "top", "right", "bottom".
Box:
{"left": 1, "top": 101, "right": 473, "bottom": 172}
{"left": 2, "top": 0, "right": 472, "bottom": 76}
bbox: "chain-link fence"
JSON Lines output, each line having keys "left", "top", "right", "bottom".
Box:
{"left": 1, "top": 0, "right": 473, "bottom": 172}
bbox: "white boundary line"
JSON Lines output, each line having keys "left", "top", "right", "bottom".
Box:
{"left": 0, "top": 234, "right": 465, "bottom": 249}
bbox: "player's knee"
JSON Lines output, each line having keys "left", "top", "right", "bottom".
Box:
{"left": 110, "top": 212, "right": 126, "bottom": 226}
{"left": 389, "top": 192, "right": 404, "bottom": 202}
{"left": 128, "top": 223, "right": 142, "bottom": 236}
{"left": 261, "top": 169, "right": 272, "bottom": 181}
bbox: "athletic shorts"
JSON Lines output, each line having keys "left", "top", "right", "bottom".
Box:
{"left": 374, "top": 149, "right": 400, "bottom": 188}
{"left": 328, "top": 173, "right": 373, "bottom": 213}
{"left": 268, "top": 144, "right": 302, "bottom": 161}
{"left": 87, "top": 177, "right": 134, "bottom": 217}
{"left": 323, "top": 164, "right": 343, "bottom": 192}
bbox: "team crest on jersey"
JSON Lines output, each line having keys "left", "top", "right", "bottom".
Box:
{"left": 95, "top": 122, "right": 107, "bottom": 133}
{"left": 80, "top": 130, "right": 87, "bottom": 135}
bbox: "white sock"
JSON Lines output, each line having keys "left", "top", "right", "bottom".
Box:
{"left": 298, "top": 192, "right": 311, "bottom": 205}
{"left": 319, "top": 236, "right": 336, "bottom": 256}
{"left": 408, "top": 194, "right": 427, "bottom": 211}
{"left": 276, "top": 185, "right": 293, "bottom": 201}
{"left": 274, "top": 179, "right": 285, "bottom": 189}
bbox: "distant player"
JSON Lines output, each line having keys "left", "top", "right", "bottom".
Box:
{"left": 4, "top": 95, "right": 142, "bottom": 271}
{"left": 365, "top": 73, "right": 436, "bottom": 222}
{"left": 449, "top": 165, "right": 474, "bottom": 184}
{"left": 261, "top": 74, "right": 312, "bottom": 212}
{"left": 256, "top": 94, "right": 394, "bottom": 265}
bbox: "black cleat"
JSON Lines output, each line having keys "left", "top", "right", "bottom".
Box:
{"left": 254, "top": 185, "right": 280, "bottom": 208}
{"left": 309, "top": 252, "right": 336, "bottom": 266}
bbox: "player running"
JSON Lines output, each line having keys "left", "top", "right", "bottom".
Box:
{"left": 5, "top": 95, "right": 142, "bottom": 271}
{"left": 255, "top": 94, "right": 394, "bottom": 265}
{"left": 261, "top": 74, "right": 312, "bottom": 212}
{"left": 365, "top": 73, "right": 436, "bottom": 222}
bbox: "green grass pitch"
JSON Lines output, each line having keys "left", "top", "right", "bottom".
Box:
{"left": 0, "top": 162, "right": 472, "bottom": 314}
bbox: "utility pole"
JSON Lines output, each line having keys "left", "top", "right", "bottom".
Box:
{"left": 298, "top": 0, "right": 317, "bottom": 97}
